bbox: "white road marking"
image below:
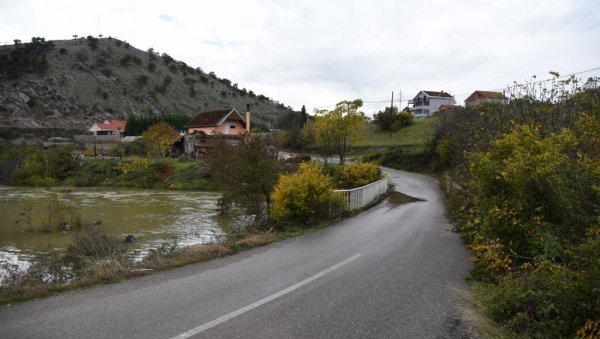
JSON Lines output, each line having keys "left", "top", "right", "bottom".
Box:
{"left": 170, "top": 253, "right": 362, "bottom": 339}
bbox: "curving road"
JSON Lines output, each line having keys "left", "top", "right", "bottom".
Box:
{"left": 0, "top": 169, "right": 471, "bottom": 338}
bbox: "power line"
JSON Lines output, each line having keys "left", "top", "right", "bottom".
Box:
{"left": 312, "top": 65, "right": 600, "bottom": 110}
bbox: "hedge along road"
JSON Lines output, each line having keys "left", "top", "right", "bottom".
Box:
{"left": 0, "top": 168, "right": 471, "bottom": 338}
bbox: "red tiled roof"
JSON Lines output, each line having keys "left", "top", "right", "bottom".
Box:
{"left": 465, "top": 90, "right": 506, "bottom": 102}
{"left": 184, "top": 109, "right": 244, "bottom": 128}
{"left": 438, "top": 104, "right": 461, "bottom": 110}
{"left": 97, "top": 119, "right": 126, "bottom": 131}
{"left": 423, "top": 90, "right": 454, "bottom": 98}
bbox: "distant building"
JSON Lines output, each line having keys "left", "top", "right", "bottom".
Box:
{"left": 184, "top": 108, "right": 250, "bottom": 136}
{"left": 89, "top": 119, "right": 126, "bottom": 136}
{"left": 435, "top": 104, "right": 462, "bottom": 115}
{"left": 409, "top": 91, "right": 456, "bottom": 118}
{"left": 464, "top": 90, "right": 507, "bottom": 107}
{"left": 183, "top": 107, "right": 251, "bottom": 157}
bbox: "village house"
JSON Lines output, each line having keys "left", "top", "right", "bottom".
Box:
{"left": 435, "top": 104, "right": 462, "bottom": 115}
{"left": 464, "top": 90, "right": 508, "bottom": 107}
{"left": 71, "top": 119, "right": 127, "bottom": 154}
{"left": 89, "top": 119, "right": 126, "bottom": 136}
{"left": 409, "top": 91, "right": 456, "bottom": 118}
{"left": 184, "top": 108, "right": 250, "bottom": 136}
{"left": 182, "top": 107, "right": 251, "bottom": 157}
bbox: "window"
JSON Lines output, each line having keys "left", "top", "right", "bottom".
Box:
{"left": 230, "top": 124, "right": 236, "bottom": 129}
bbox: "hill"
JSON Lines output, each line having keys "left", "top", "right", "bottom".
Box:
{"left": 0, "top": 36, "right": 294, "bottom": 130}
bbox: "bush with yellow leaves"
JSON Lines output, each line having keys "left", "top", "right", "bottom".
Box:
{"left": 338, "top": 161, "right": 381, "bottom": 189}
{"left": 271, "top": 162, "right": 340, "bottom": 223}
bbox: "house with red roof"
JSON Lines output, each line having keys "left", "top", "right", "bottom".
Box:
{"left": 89, "top": 119, "right": 126, "bottom": 136}
{"left": 183, "top": 108, "right": 250, "bottom": 136}
{"left": 464, "top": 90, "right": 507, "bottom": 107}
{"left": 409, "top": 90, "right": 456, "bottom": 118}
{"left": 182, "top": 107, "right": 251, "bottom": 157}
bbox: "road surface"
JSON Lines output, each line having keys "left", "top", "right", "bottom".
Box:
{"left": 0, "top": 169, "right": 471, "bottom": 338}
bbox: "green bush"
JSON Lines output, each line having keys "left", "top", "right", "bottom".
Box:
{"left": 11, "top": 147, "right": 78, "bottom": 186}
{"left": 467, "top": 123, "right": 597, "bottom": 259}
{"left": 438, "top": 92, "right": 600, "bottom": 337}
{"left": 117, "top": 157, "right": 172, "bottom": 188}
{"left": 271, "top": 162, "right": 340, "bottom": 223}
{"left": 485, "top": 256, "right": 597, "bottom": 338}
{"left": 338, "top": 162, "right": 381, "bottom": 189}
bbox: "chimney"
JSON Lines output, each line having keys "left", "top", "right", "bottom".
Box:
{"left": 245, "top": 104, "right": 251, "bottom": 132}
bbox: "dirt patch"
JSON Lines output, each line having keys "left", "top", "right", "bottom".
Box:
{"left": 388, "top": 191, "right": 424, "bottom": 204}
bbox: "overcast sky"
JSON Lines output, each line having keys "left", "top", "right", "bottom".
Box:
{"left": 1, "top": 0, "right": 600, "bottom": 115}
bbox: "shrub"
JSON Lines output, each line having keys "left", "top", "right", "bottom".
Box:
{"left": 467, "top": 124, "right": 596, "bottom": 259}
{"left": 147, "top": 62, "right": 156, "bottom": 72}
{"left": 66, "top": 226, "right": 125, "bottom": 262}
{"left": 11, "top": 147, "right": 78, "bottom": 186}
{"left": 118, "top": 157, "right": 172, "bottom": 187}
{"left": 577, "top": 319, "right": 600, "bottom": 339}
{"left": 75, "top": 49, "right": 88, "bottom": 62}
{"left": 39, "top": 192, "right": 83, "bottom": 232}
{"left": 338, "top": 162, "right": 381, "bottom": 189}
{"left": 135, "top": 74, "right": 149, "bottom": 87}
{"left": 20, "top": 248, "right": 74, "bottom": 284}
{"left": 468, "top": 239, "right": 512, "bottom": 283}
{"left": 271, "top": 162, "right": 340, "bottom": 223}
{"left": 485, "top": 259, "right": 593, "bottom": 338}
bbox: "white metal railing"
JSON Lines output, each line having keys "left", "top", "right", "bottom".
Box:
{"left": 334, "top": 175, "right": 390, "bottom": 212}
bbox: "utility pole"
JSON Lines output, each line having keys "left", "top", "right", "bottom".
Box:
{"left": 389, "top": 91, "right": 394, "bottom": 139}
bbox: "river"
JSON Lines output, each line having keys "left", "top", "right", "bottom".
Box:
{"left": 0, "top": 186, "right": 228, "bottom": 270}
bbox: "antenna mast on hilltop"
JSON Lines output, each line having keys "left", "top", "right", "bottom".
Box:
{"left": 97, "top": 14, "right": 100, "bottom": 36}
{"left": 389, "top": 91, "right": 394, "bottom": 139}
{"left": 399, "top": 89, "right": 402, "bottom": 109}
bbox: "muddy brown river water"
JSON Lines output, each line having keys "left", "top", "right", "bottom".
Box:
{"left": 0, "top": 186, "right": 228, "bottom": 271}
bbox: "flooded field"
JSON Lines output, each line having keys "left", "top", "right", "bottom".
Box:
{"left": 0, "top": 186, "right": 228, "bottom": 269}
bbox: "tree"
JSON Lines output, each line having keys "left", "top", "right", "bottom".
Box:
{"left": 141, "top": 122, "right": 179, "bottom": 158}
{"left": 373, "top": 107, "right": 413, "bottom": 132}
{"left": 301, "top": 105, "right": 308, "bottom": 127}
{"left": 313, "top": 99, "right": 365, "bottom": 165}
{"left": 207, "top": 136, "right": 284, "bottom": 229}
{"left": 373, "top": 106, "right": 399, "bottom": 131}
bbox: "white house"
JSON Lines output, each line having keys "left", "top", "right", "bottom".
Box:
{"left": 409, "top": 91, "right": 456, "bottom": 118}
{"left": 89, "top": 119, "right": 126, "bottom": 136}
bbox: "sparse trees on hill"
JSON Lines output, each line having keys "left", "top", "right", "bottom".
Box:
{"left": 0, "top": 37, "right": 54, "bottom": 79}
{"left": 86, "top": 36, "right": 99, "bottom": 50}
{"left": 162, "top": 53, "right": 174, "bottom": 65}
{"left": 147, "top": 48, "right": 157, "bottom": 61}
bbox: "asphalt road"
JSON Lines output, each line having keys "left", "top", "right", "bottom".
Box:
{"left": 0, "top": 169, "right": 471, "bottom": 338}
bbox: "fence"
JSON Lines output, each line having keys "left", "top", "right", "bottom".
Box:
{"left": 334, "top": 175, "right": 390, "bottom": 212}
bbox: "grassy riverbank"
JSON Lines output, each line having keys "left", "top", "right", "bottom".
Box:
{"left": 0, "top": 142, "right": 213, "bottom": 190}
{"left": 65, "top": 157, "right": 213, "bottom": 190}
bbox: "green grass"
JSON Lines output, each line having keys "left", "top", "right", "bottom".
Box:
{"left": 355, "top": 118, "right": 434, "bottom": 148}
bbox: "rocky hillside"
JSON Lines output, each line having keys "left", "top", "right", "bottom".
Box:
{"left": 0, "top": 36, "right": 294, "bottom": 129}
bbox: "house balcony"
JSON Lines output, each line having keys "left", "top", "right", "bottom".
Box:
{"left": 409, "top": 100, "right": 430, "bottom": 107}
